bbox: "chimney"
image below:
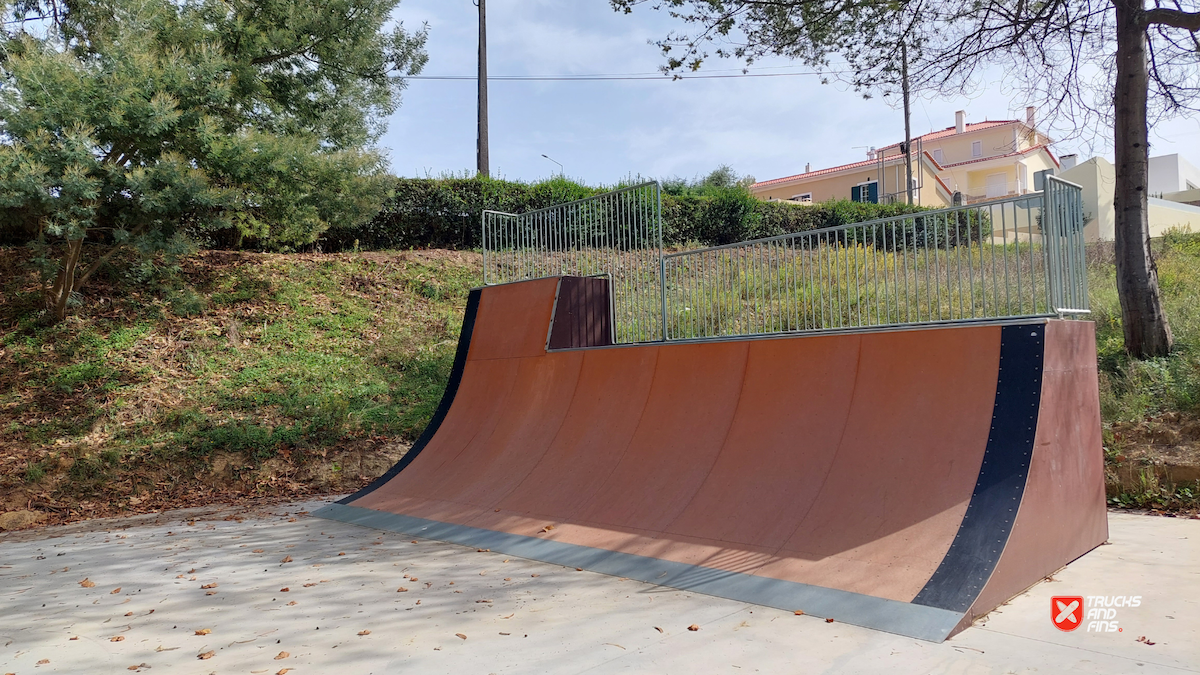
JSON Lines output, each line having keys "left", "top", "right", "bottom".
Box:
{"left": 955, "top": 111, "right": 965, "bottom": 134}
{"left": 805, "top": 162, "right": 811, "bottom": 173}
{"left": 1026, "top": 106, "right": 1036, "bottom": 129}
{"left": 1060, "top": 154, "right": 1077, "bottom": 170}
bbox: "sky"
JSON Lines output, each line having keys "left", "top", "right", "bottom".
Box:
{"left": 381, "top": 0, "right": 1200, "bottom": 187}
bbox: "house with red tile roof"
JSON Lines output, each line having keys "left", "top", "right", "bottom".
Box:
{"left": 750, "top": 109, "right": 1060, "bottom": 208}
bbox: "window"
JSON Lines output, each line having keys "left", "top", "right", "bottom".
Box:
{"left": 851, "top": 182, "right": 879, "bottom": 204}
{"left": 791, "top": 193, "right": 813, "bottom": 203}
{"left": 971, "top": 141, "right": 983, "bottom": 158}
{"left": 932, "top": 149, "right": 944, "bottom": 163}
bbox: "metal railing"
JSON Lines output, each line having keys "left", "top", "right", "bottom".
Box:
{"left": 481, "top": 178, "right": 1088, "bottom": 344}
{"left": 661, "top": 177, "right": 1088, "bottom": 340}
{"left": 482, "top": 182, "right": 664, "bottom": 343}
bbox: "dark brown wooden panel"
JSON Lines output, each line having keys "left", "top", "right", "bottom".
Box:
{"left": 548, "top": 276, "right": 613, "bottom": 350}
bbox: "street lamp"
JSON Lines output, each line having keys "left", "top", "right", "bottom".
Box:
{"left": 541, "top": 154, "right": 563, "bottom": 176}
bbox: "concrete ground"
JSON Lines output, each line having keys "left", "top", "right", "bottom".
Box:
{"left": 1, "top": 500, "right": 1196, "bottom": 675}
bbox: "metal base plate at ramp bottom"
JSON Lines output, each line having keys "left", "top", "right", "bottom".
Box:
{"left": 315, "top": 503, "right": 966, "bottom": 642}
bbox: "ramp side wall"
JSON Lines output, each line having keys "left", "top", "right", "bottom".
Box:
{"left": 953, "top": 319, "right": 1108, "bottom": 635}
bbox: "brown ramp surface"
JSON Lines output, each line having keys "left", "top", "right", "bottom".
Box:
{"left": 318, "top": 277, "right": 1107, "bottom": 642}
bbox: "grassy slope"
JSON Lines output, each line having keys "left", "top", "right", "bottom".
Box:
{"left": 1089, "top": 230, "right": 1200, "bottom": 510}
{"left": 3, "top": 233, "right": 1200, "bottom": 526}
{"left": 0, "top": 249, "right": 482, "bottom": 523}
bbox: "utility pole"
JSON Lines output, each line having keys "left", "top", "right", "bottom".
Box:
{"left": 476, "top": 0, "right": 489, "bottom": 177}
{"left": 901, "top": 42, "right": 914, "bottom": 205}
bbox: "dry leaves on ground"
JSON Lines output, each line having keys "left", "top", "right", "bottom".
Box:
{"left": 274, "top": 651, "right": 290, "bottom": 660}
{"left": 358, "top": 630, "right": 371, "bottom": 636}
{"left": 456, "top": 633, "right": 467, "bottom": 640}
{"left": 80, "top": 579, "right": 95, "bottom": 588}
{"left": 200, "top": 583, "right": 217, "bottom": 589}
{"left": 195, "top": 629, "right": 211, "bottom": 635}
{"left": 111, "top": 587, "right": 122, "bottom": 594}
{"left": 687, "top": 624, "right": 700, "bottom": 632}
{"left": 280, "top": 556, "right": 293, "bottom": 563}
{"left": 197, "top": 650, "right": 215, "bottom": 660}
{"left": 110, "top": 636, "right": 125, "bottom": 642}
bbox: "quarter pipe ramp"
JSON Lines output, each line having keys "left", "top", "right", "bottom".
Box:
{"left": 316, "top": 276, "right": 1107, "bottom": 641}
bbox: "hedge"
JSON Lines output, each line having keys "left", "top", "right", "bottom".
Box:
{"left": 319, "top": 177, "right": 933, "bottom": 251}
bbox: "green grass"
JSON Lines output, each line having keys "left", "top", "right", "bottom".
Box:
{"left": 0, "top": 249, "right": 482, "bottom": 507}
{"left": 1090, "top": 229, "right": 1200, "bottom": 423}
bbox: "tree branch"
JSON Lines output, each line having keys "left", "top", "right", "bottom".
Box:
{"left": 1143, "top": 7, "right": 1200, "bottom": 30}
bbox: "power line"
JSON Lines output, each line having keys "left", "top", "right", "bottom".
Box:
{"left": 408, "top": 71, "right": 842, "bottom": 81}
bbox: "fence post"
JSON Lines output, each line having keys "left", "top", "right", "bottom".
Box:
{"left": 1043, "top": 179, "right": 1065, "bottom": 314}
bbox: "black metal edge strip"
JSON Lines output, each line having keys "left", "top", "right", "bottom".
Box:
{"left": 336, "top": 288, "right": 483, "bottom": 505}
{"left": 314, "top": 503, "right": 966, "bottom": 642}
{"left": 911, "top": 323, "right": 1045, "bottom": 611}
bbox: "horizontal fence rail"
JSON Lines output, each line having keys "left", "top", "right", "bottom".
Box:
{"left": 661, "top": 178, "right": 1088, "bottom": 340}
{"left": 482, "top": 179, "right": 1088, "bottom": 345}
{"left": 483, "top": 182, "right": 664, "bottom": 343}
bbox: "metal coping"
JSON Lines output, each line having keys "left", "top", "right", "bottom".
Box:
{"left": 314, "top": 503, "right": 967, "bottom": 643}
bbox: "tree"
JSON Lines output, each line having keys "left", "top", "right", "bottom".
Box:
{"left": 613, "top": 0, "right": 1200, "bottom": 357}
{"left": 0, "top": 0, "right": 428, "bottom": 321}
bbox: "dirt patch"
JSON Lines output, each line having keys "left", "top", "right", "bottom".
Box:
{"left": 1107, "top": 412, "right": 1200, "bottom": 512}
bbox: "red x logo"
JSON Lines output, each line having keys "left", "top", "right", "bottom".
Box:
{"left": 1052, "top": 596, "right": 1084, "bottom": 631}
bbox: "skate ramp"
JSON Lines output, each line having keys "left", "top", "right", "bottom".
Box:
{"left": 317, "top": 276, "right": 1107, "bottom": 641}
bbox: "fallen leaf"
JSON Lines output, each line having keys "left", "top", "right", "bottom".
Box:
{"left": 69, "top": 636, "right": 79, "bottom": 640}
{"left": 687, "top": 624, "right": 700, "bottom": 632}
{"left": 477, "top": 549, "right": 490, "bottom": 553}
{"left": 197, "top": 650, "right": 215, "bottom": 660}
{"left": 127, "top": 666, "right": 139, "bottom": 671}
{"left": 358, "top": 630, "right": 371, "bottom": 636}
{"left": 288, "top": 518, "right": 297, "bottom": 522}
{"left": 277, "top": 669, "right": 292, "bottom": 675}
{"left": 80, "top": 579, "right": 96, "bottom": 588}
{"left": 280, "top": 588, "right": 289, "bottom": 592}
{"left": 503, "top": 578, "right": 512, "bottom": 581}
{"left": 111, "top": 587, "right": 122, "bottom": 594}
{"left": 111, "top": 636, "right": 126, "bottom": 642}
{"left": 1137, "top": 636, "right": 1156, "bottom": 645}
{"left": 825, "top": 618, "right": 835, "bottom": 624}
{"left": 188, "top": 569, "right": 195, "bottom": 574}
{"left": 397, "top": 587, "right": 408, "bottom": 592}
{"left": 200, "top": 583, "right": 217, "bottom": 589}
{"left": 530, "top": 574, "right": 540, "bottom": 578}
{"left": 280, "top": 556, "right": 293, "bottom": 563}
{"left": 410, "top": 577, "right": 418, "bottom": 582}
{"left": 794, "top": 610, "right": 805, "bottom": 616}
{"left": 604, "top": 643, "right": 626, "bottom": 650}
{"left": 411, "top": 540, "right": 418, "bottom": 544}
{"left": 338, "top": 552, "right": 346, "bottom": 556}
{"left": 37, "top": 660, "right": 50, "bottom": 665}
{"left": 654, "top": 627, "right": 664, "bottom": 633}
{"left": 456, "top": 633, "right": 467, "bottom": 640}
{"left": 253, "top": 549, "right": 265, "bottom": 553}
{"left": 205, "top": 591, "right": 217, "bottom": 596}
{"left": 540, "top": 525, "right": 554, "bottom": 533}
{"left": 575, "top": 568, "right": 583, "bottom": 571}
{"left": 303, "top": 583, "right": 317, "bottom": 587}
{"left": 287, "top": 601, "right": 297, "bottom": 606}
{"left": 125, "top": 612, "right": 134, "bottom": 616}
{"left": 195, "top": 629, "right": 211, "bottom": 635}
{"left": 476, "top": 599, "right": 492, "bottom": 603}
{"left": 274, "top": 651, "right": 290, "bottom": 660}
{"left": 499, "top": 632, "right": 510, "bottom": 636}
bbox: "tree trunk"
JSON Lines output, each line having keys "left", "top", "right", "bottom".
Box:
{"left": 51, "top": 238, "right": 83, "bottom": 323}
{"left": 1112, "top": 0, "right": 1173, "bottom": 358}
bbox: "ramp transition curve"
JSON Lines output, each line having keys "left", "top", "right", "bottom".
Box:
{"left": 316, "top": 277, "right": 1107, "bottom": 641}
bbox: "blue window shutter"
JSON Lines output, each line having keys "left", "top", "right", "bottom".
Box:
{"left": 868, "top": 182, "right": 879, "bottom": 203}
{"left": 851, "top": 185, "right": 862, "bottom": 202}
